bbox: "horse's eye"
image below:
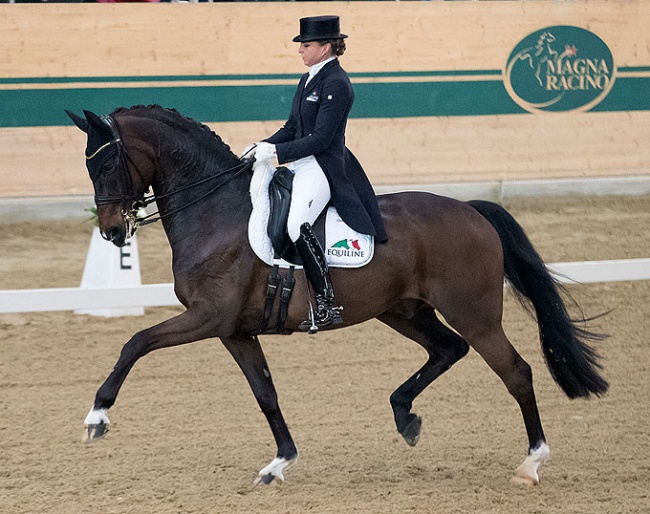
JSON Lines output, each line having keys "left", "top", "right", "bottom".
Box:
{"left": 101, "top": 159, "right": 116, "bottom": 174}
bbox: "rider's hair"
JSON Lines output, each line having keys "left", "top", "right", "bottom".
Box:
{"left": 322, "top": 39, "right": 346, "bottom": 57}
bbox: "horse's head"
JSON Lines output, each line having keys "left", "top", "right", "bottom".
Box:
{"left": 537, "top": 32, "right": 556, "bottom": 50}
{"left": 66, "top": 109, "right": 154, "bottom": 247}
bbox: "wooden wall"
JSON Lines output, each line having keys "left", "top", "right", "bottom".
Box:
{"left": 1, "top": 1, "right": 648, "bottom": 197}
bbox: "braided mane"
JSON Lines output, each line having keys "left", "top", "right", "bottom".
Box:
{"left": 111, "top": 104, "right": 234, "bottom": 155}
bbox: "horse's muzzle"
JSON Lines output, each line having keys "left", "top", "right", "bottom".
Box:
{"left": 97, "top": 204, "right": 136, "bottom": 247}
{"left": 101, "top": 225, "right": 128, "bottom": 247}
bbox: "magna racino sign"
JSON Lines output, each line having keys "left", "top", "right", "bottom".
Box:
{"left": 504, "top": 26, "right": 615, "bottom": 113}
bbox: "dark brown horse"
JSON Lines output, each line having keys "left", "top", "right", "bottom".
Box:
{"left": 66, "top": 105, "right": 608, "bottom": 486}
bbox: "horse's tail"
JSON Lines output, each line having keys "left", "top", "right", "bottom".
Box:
{"left": 468, "top": 200, "right": 609, "bottom": 399}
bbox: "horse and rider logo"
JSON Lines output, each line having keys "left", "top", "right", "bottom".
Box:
{"left": 504, "top": 25, "right": 615, "bottom": 113}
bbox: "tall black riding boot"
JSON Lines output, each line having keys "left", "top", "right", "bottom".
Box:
{"left": 296, "top": 222, "right": 343, "bottom": 332}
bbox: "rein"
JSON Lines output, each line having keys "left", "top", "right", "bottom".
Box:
{"left": 88, "top": 114, "right": 254, "bottom": 230}
{"left": 136, "top": 159, "right": 253, "bottom": 227}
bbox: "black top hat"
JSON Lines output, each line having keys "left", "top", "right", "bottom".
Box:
{"left": 292, "top": 15, "right": 348, "bottom": 43}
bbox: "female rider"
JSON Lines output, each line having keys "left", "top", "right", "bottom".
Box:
{"left": 252, "top": 15, "right": 387, "bottom": 332}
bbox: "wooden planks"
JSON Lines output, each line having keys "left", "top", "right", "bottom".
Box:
{"left": 1, "top": 2, "right": 648, "bottom": 197}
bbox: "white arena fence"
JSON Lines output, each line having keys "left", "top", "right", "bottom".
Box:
{"left": 0, "top": 259, "right": 649, "bottom": 314}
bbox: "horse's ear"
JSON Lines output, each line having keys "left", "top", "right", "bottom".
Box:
{"left": 82, "top": 109, "right": 113, "bottom": 138}
{"left": 83, "top": 110, "right": 104, "bottom": 129}
{"left": 65, "top": 109, "right": 88, "bottom": 133}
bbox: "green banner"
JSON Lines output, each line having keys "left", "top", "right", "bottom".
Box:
{"left": 1, "top": 69, "right": 648, "bottom": 128}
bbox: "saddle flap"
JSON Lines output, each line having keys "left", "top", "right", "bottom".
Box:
{"left": 267, "top": 166, "right": 301, "bottom": 265}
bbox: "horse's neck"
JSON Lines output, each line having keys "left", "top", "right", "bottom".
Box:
{"left": 155, "top": 168, "right": 252, "bottom": 251}
{"left": 134, "top": 116, "right": 251, "bottom": 252}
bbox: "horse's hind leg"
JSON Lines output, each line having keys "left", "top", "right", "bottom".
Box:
{"left": 379, "top": 305, "right": 469, "bottom": 446}
{"left": 456, "top": 318, "right": 549, "bottom": 485}
{"left": 221, "top": 335, "right": 298, "bottom": 485}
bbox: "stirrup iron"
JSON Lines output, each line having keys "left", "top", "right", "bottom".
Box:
{"left": 306, "top": 301, "right": 318, "bottom": 334}
{"left": 299, "top": 300, "right": 343, "bottom": 334}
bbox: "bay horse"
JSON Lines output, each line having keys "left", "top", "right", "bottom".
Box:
{"left": 66, "top": 105, "right": 608, "bottom": 486}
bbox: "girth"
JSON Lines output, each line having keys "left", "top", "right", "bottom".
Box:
{"left": 259, "top": 264, "right": 296, "bottom": 335}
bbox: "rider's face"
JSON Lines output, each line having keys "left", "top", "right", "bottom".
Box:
{"left": 298, "top": 42, "right": 332, "bottom": 68}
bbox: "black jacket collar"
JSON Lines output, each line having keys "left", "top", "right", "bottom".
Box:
{"left": 301, "top": 59, "right": 340, "bottom": 96}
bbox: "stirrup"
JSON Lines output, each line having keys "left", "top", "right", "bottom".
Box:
{"left": 298, "top": 303, "right": 343, "bottom": 334}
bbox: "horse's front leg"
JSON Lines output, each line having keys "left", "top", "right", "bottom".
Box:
{"left": 83, "top": 307, "right": 217, "bottom": 442}
{"left": 221, "top": 335, "right": 298, "bottom": 485}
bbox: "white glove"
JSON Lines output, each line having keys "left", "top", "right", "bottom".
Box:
{"left": 240, "top": 143, "right": 257, "bottom": 161}
{"left": 254, "top": 142, "right": 277, "bottom": 163}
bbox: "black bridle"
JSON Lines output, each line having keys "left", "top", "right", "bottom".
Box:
{"left": 87, "top": 115, "right": 254, "bottom": 231}
{"left": 87, "top": 115, "right": 146, "bottom": 207}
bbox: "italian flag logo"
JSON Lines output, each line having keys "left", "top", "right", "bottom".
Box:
{"left": 331, "top": 239, "right": 361, "bottom": 251}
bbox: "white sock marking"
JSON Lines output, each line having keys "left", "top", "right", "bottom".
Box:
{"left": 84, "top": 407, "right": 110, "bottom": 426}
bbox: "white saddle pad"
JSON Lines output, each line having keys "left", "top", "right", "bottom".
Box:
{"left": 248, "top": 160, "right": 374, "bottom": 269}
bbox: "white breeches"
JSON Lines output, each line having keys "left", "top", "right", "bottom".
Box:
{"left": 286, "top": 156, "right": 331, "bottom": 242}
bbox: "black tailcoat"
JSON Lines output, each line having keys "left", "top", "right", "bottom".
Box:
{"left": 265, "top": 59, "right": 388, "bottom": 242}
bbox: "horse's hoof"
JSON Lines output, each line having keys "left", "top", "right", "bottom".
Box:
{"left": 511, "top": 442, "right": 549, "bottom": 486}
{"left": 510, "top": 474, "right": 538, "bottom": 486}
{"left": 254, "top": 456, "right": 297, "bottom": 485}
{"left": 82, "top": 423, "right": 109, "bottom": 443}
{"left": 400, "top": 414, "right": 422, "bottom": 447}
{"left": 254, "top": 473, "right": 277, "bottom": 486}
